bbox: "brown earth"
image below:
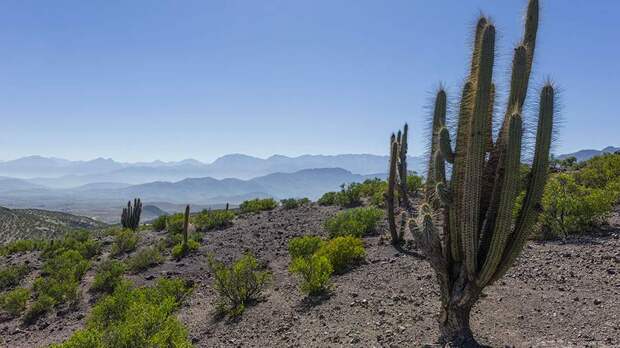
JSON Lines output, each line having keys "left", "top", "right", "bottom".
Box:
{"left": 1, "top": 204, "right": 619, "bottom": 347}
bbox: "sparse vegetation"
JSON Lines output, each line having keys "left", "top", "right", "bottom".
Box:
{"left": 0, "top": 287, "right": 30, "bottom": 317}
{"left": 281, "top": 198, "right": 310, "bottom": 210}
{"left": 0, "top": 239, "right": 48, "bottom": 256}
{"left": 126, "top": 247, "right": 164, "bottom": 273}
{"left": 239, "top": 198, "right": 278, "bottom": 213}
{"left": 110, "top": 228, "right": 139, "bottom": 256}
{"left": 91, "top": 260, "right": 127, "bottom": 294}
{"left": 52, "top": 278, "right": 193, "bottom": 348}
{"left": 194, "top": 209, "right": 235, "bottom": 231}
{"left": 152, "top": 215, "right": 167, "bottom": 231}
{"left": 288, "top": 235, "right": 324, "bottom": 259}
{"left": 0, "top": 264, "right": 30, "bottom": 291}
{"left": 172, "top": 239, "right": 200, "bottom": 258}
{"left": 208, "top": 253, "right": 271, "bottom": 317}
{"left": 289, "top": 255, "right": 333, "bottom": 296}
{"left": 315, "top": 236, "right": 365, "bottom": 274}
{"left": 324, "top": 207, "right": 383, "bottom": 238}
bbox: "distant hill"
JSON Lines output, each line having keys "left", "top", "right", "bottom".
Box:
{"left": 557, "top": 146, "right": 620, "bottom": 162}
{"left": 0, "top": 206, "right": 108, "bottom": 243}
{"left": 0, "top": 154, "right": 425, "bottom": 187}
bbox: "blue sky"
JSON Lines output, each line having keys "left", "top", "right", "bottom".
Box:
{"left": 0, "top": 0, "right": 617, "bottom": 162}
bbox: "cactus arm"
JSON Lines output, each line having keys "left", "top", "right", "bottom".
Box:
{"left": 486, "top": 83, "right": 495, "bottom": 151}
{"left": 398, "top": 124, "right": 410, "bottom": 209}
{"left": 427, "top": 90, "right": 447, "bottom": 198}
{"left": 182, "top": 204, "right": 190, "bottom": 252}
{"left": 461, "top": 23, "right": 495, "bottom": 278}
{"left": 386, "top": 134, "right": 400, "bottom": 244}
{"left": 439, "top": 127, "right": 455, "bottom": 164}
{"left": 491, "top": 84, "right": 553, "bottom": 283}
{"left": 477, "top": 113, "right": 522, "bottom": 286}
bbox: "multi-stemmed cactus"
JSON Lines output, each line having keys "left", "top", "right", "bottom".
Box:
{"left": 121, "top": 198, "right": 142, "bottom": 231}
{"left": 386, "top": 0, "right": 555, "bottom": 345}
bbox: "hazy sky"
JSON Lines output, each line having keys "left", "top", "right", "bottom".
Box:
{"left": 0, "top": 0, "right": 617, "bottom": 162}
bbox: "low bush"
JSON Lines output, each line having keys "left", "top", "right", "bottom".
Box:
{"left": 152, "top": 215, "right": 168, "bottom": 231}
{"left": 0, "top": 239, "right": 48, "bottom": 256}
{"left": 22, "top": 294, "right": 55, "bottom": 325}
{"left": 52, "top": 278, "right": 193, "bottom": 348}
{"left": 335, "top": 183, "right": 362, "bottom": 208}
{"left": 194, "top": 209, "right": 235, "bottom": 231}
{"left": 208, "top": 253, "right": 271, "bottom": 317}
{"left": 318, "top": 191, "right": 338, "bottom": 206}
{"left": 172, "top": 240, "right": 200, "bottom": 259}
{"left": 126, "top": 247, "right": 163, "bottom": 273}
{"left": 406, "top": 174, "right": 424, "bottom": 194}
{"left": 0, "top": 287, "right": 30, "bottom": 317}
{"left": 91, "top": 260, "right": 127, "bottom": 294}
{"left": 316, "top": 236, "right": 365, "bottom": 274}
{"left": 288, "top": 236, "right": 324, "bottom": 259}
{"left": 239, "top": 198, "right": 278, "bottom": 213}
{"left": 289, "top": 255, "right": 333, "bottom": 296}
{"left": 574, "top": 153, "right": 620, "bottom": 189}
{"left": 539, "top": 173, "right": 618, "bottom": 238}
{"left": 324, "top": 207, "right": 383, "bottom": 238}
{"left": 43, "top": 230, "right": 101, "bottom": 260}
{"left": 110, "top": 229, "right": 139, "bottom": 256}
{"left": 281, "top": 198, "right": 310, "bottom": 210}
{"left": 0, "top": 264, "right": 30, "bottom": 291}
{"left": 165, "top": 213, "right": 186, "bottom": 235}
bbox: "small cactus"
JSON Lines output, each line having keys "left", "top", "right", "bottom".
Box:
{"left": 182, "top": 204, "right": 190, "bottom": 255}
{"left": 385, "top": 0, "right": 555, "bottom": 345}
{"left": 121, "top": 198, "right": 142, "bottom": 231}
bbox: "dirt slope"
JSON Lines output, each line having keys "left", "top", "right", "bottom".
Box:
{"left": 1, "top": 204, "right": 619, "bottom": 347}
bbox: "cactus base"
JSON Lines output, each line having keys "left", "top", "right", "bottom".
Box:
{"left": 439, "top": 305, "right": 481, "bottom": 347}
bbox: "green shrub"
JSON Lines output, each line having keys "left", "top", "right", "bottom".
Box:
{"left": 406, "top": 174, "right": 424, "bottom": 194}
{"left": 91, "top": 260, "right": 127, "bottom": 294}
{"left": 0, "top": 239, "right": 48, "bottom": 256}
{"left": 152, "top": 215, "right": 168, "bottom": 232}
{"left": 324, "top": 207, "right": 383, "bottom": 238}
{"left": 281, "top": 198, "right": 310, "bottom": 210}
{"left": 0, "top": 264, "right": 30, "bottom": 291}
{"left": 288, "top": 236, "right": 324, "bottom": 259}
{"left": 239, "top": 198, "right": 278, "bottom": 213}
{"left": 335, "top": 183, "right": 362, "bottom": 207}
{"left": 318, "top": 191, "right": 338, "bottom": 206}
{"left": 54, "top": 279, "right": 193, "bottom": 348}
{"left": 172, "top": 240, "right": 200, "bottom": 259}
{"left": 316, "top": 236, "right": 365, "bottom": 274}
{"left": 126, "top": 247, "right": 163, "bottom": 273}
{"left": 22, "top": 294, "right": 55, "bottom": 325}
{"left": 165, "top": 213, "right": 186, "bottom": 235}
{"left": 110, "top": 229, "right": 139, "bottom": 256}
{"left": 575, "top": 153, "right": 620, "bottom": 189}
{"left": 539, "top": 173, "right": 619, "bottom": 238}
{"left": 43, "top": 230, "right": 101, "bottom": 260}
{"left": 208, "top": 253, "right": 271, "bottom": 317}
{"left": 194, "top": 209, "right": 235, "bottom": 231}
{"left": 0, "top": 287, "right": 30, "bottom": 317}
{"left": 289, "top": 255, "right": 333, "bottom": 296}
{"left": 42, "top": 249, "right": 91, "bottom": 280}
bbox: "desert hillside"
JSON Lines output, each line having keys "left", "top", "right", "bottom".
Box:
{"left": 1, "top": 202, "right": 618, "bottom": 347}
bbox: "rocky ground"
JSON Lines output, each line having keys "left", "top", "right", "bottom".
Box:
{"left": 1, "top": 204, "right": 619, "bottom": 347}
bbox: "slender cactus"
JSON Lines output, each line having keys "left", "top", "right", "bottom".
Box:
{"left": 385, "top": 1, "right": 555, "bottom": 345}
{"left": 182, "top": 205, "right": 190, "bottom": 255}
{"left": 121, "top": 198, "right": 142, "bottom": 231}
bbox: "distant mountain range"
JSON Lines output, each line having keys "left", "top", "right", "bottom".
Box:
{"left": 556, "top": 146, "right": 620, "bottom": 162}
{"left": 0, "top": 154, "right": 425, "bottom": 188}
{"left": 0, "top": 168, "right": 384, "bottom": 223}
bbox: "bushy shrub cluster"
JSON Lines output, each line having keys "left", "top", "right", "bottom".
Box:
{"left": 288, "top": 235, "right": 365, "bottom": 295}
{"left": 281, "top": 198, "right": 311, "bottom": 210}
{"left": 0, "top": 264, "right": 30, "bottom": 291}
{"left": 91, "top": 260, "right": 127, "bottom": 294}
{"left": 539, "top": 173, "right": 618, "bottom": 238}
{"left": 51, "top": 278, "right": 193, "bottom": 348}
{"left": 318, "top": 176, "right": 423, "bottom": 208}
{"left": 324, "top": 207, "right": 383, "bottom": 238}
{"left": 0, "top": 239, "right": 48, "bottom": 256}
{"left": 42, "top": 230, "right": 101, "bottom": 260}
{"left": 172, "top": 240, "right": 200, "bottom": 259}
{"left": 239, "top": 198, "right": 278, "bottom": 213}
{"left": 110, "top": 228, "right": 139, "bottom": 256}
{"left": 0, "top": 287, "right": 30, "bottom": 317}
{"left": 126, "top": 247, "right": 164, "bottom": 273}
{"left": 151, "top": 215, "right": 168, "bottom": 231}
{"left": 194, "top": 209, "right": 235, "bottom": 231}
{"left": 208, "top": 253, "right": 271, "bottom": 317}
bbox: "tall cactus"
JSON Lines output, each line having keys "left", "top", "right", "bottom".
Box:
{"left": 385, "top": 1, "right": 555, "bottom": 345}
{"left": 181, "top": 204, "right": 190, "bottom": 256}
{"left": 121, "top": 198, "right": 142, "bottom": 231}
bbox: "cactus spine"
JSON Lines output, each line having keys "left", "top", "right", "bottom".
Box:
{"left": 121, "top": 198, "right": 142, "bottom": 231}
{"left": 386, "top": 1, "right": 555, "bottom": 345}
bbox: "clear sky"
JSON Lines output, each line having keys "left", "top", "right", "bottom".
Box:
{"left": 0, "top": 0, "right": 617, "bottom": 162}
